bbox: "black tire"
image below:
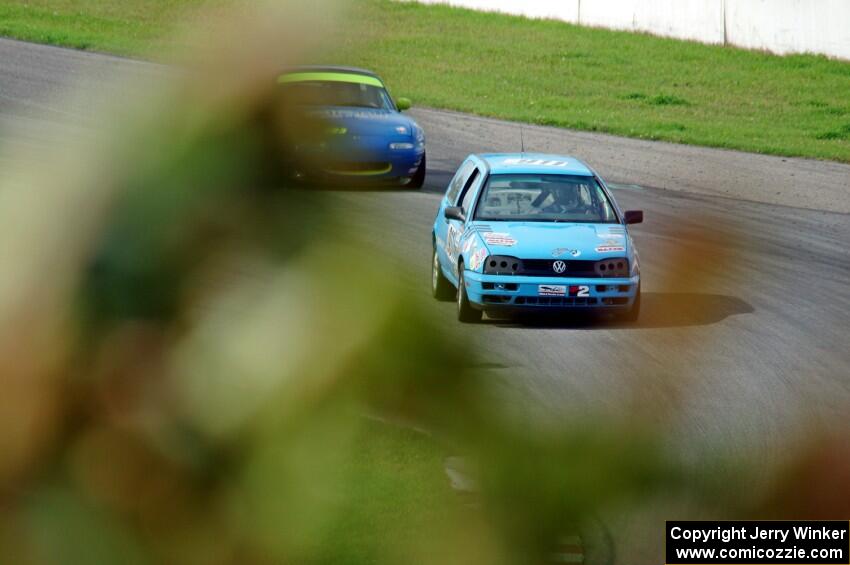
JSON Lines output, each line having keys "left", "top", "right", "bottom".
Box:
{"left": 431, "top": 245, "right": 455, "bottom": 301}
{"left": 408, "top": 153, "right": 426, "bottom": 189}
{"left": 619, "top": 282, "right": 641, "bottom": 322}
{"left": 457, "top": 268, "right": 482, "bottom": 323}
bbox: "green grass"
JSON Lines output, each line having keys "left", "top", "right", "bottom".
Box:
{"left": 334, "top": 0, "right": 850, "bottom": 162}
{"left": 1, "top": 0, "right": 849, "bottom": 161}
{"left": 0, "top": 0, "right": 220, "bottom": 55}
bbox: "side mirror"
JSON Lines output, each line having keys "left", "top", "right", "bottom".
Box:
{"left": 444, "top": 206, "right": 465, "bottom": 222}
{"left": 624, "top": 210, "right": 643, "bottom": 225}
{"left": 396, "top": 97, "right": 412, "bottom": 111}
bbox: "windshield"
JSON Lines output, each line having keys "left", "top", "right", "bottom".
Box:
{"left": 474, "top": 173, "right": 619, "bottom": 223}
{"left": 280, "top": 80, "right": 394, "bottom": 110}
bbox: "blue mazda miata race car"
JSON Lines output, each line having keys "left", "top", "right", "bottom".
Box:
{"left": 279, "top": 66, "right": 426, "bottom": 187}
{"left": 431, "top": 154, "right": 643, "bottom": 322}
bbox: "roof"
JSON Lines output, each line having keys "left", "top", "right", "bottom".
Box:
{"left": 479, "top": 153, "right": 593, "bottom": 176}
{"left": 278, "top": 66, "right": 386, "bottom": 88}
{"left": 284, "top": 65, "right": 381, "bottom": 78}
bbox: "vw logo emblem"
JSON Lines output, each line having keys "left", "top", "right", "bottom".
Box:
{"left": 552, "top": 260, "right": 567, "bottom": 274}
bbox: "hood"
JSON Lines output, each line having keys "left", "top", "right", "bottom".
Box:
{"left": 306, "top": 107, "right": 416, "bottom": 137}
{"left": 470, "top": 221, "right": 629, "bottom": 260}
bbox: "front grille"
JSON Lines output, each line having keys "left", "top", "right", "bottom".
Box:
{"left": 481, "top": 295, "right": 630, "bottom": 307}
{"left": 482, "top": 282, "right": 519, "bottom": 291}
{"left": 515, "top": 296, "right": 599, "bottom": 306}
{"left": 520, "top": 259, "right": 600, "bottom": 278}
{"left": 325, "top": 161, "right": 392, "bottom": 174}
{"left": 484, "top": 257, "right": 629, "bottom": 278}
{"left": 595, "top": 284, "right": 632, "bottom": 293}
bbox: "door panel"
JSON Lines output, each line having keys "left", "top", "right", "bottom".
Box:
{"left": 445, "top": 167, "right": 483, "bottom": 277}
{"left": 435, "top": 160, "right": 475, "bottom": 272}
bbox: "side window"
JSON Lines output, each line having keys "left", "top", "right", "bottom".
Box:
{"left": 458, "top": 169, "right": 481, "bottom": 212}
{"left": 446, "top": 161, "right": 474, "bottom": 203}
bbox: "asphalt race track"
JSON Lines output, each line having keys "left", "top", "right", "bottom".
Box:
{"left": 2, "top": 37, "right": 849, "bottom": 565}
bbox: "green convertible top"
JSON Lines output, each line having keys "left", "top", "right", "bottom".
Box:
{"left": 278, "top": 66, "right": 385, "bottom": 88}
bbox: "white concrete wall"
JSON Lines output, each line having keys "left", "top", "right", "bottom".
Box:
{"left": 408, "top": 0, "right": 850, "bottom": 60}
{"left": 579, "top": 0, "right": 725, "bottom": 45}
{"left": 725, "top": 0, "right": 850, "bottom": 59}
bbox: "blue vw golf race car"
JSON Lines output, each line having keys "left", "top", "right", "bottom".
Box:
{"left": 431, "top": 154, "right": 643, "bottom": 323}
{"left": 278, "top": 66, "right": 426, "bottom": 187}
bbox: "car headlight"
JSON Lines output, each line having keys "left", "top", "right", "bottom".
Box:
{"left": 594, "top": 258, "right": 630, "bottom": 278}
{"left": 483, "top": 256, "right": 521, "bottom": 275}
{"left": 389, "top": 142, "right": 415, "bottom": 150}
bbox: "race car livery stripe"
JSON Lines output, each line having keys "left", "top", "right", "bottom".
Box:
{"left": 277, "top": 72, "right": 384, "bottom": 88}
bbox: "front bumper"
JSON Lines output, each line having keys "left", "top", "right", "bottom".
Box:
{"left": 463, "top": 271, "right": 640, "bottom": 311}
{"left": 294, "top": 140, "right": 424, "bottom": 184}
{"left": 323, "top": 149, "right": 423, "bottom": 182}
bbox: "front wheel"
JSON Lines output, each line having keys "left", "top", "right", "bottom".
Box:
{"left": 457, "top": 268, "right": 482, "bottom": 323}
{"left": 432, "top": 246, "right": 454, "bottom": 301}
{"left": 408, "top": 153, "right": 426, "bottom": 189}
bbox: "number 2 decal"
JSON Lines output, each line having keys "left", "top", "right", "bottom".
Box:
{"left": 570, "top": 285, "right": 590, "bottom": 297}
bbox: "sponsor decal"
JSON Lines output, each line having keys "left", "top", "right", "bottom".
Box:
{"left": 539, "top": 285, "right": 566, "bottom": 296}
{"left": 447, "top": 225, "right": 464, "bottom": 257}
{"left": 596, "top": 245, "right": 625, "bottom": 253}
{"left": 309, "top": 109, "right": 390, "bottom": 120}
{"left": 462, "top": 237, "right": 475, "bottom": 254}
{"left": 469, "top": 248, "right": 488, "bottom": 271}
{"left": 483, "top": 232, "right": 517, "bottom": 246}
{"left": 552, "top": 247, "right": 581, "bottom": 258}
{"left": 597, "top": 232, "right": 625, "bottom": 240}
{"left": 552, "top": 260, "right": 567, "bottom": 274}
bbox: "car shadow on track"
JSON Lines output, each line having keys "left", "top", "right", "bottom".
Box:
{"left": 485, "top": 292, "right": 753, "bottom": 330}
